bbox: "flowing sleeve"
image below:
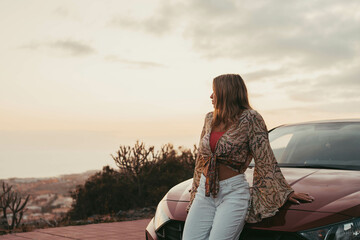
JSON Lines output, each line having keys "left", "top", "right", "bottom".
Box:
{"left": 245, "top": 110, "right": 295, "bottom": 223}
{"left": 186, "top": 112, "right": 209, "bottom": 213}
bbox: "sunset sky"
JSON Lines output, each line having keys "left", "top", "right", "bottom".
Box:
{"left": 1, "top": 0, "right": 359, "bottom": 178}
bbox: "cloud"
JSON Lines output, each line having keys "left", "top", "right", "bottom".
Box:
{"left": 19, "top": 40, "right": 95, "bottom": 56}
{"left": 314, "top": 64, "right": 360, "bottom": 88}
{"left": 288, "top": 89, "right": 327, "bottom": 102}
{"left": 273, "top": 60, "right": 360, "bottom": 107}
{"left": 109, "top": 0, "right": 359, "bottom": 72}
{"left": 50, "top": 40, "right": 95, "bottom": 56}
{"left": 181, "top": 0, "right": 359, "bottom": 70}
{"left": 109, "top": 2, "right": 179, "bottom": 35}
{"left": 104, "top": 55, "right": 166, "bottom": 68}
{"left": 53, "top": 6, "right": 69, "bottom": 17}
{"left": 265, "top": 99, "right": 360, "bottom": 120}
{"left": 316, "top": 100, "right": 360, "bottom": 114}
{"left": 242, "top": 67, "right": 292, "bottom": 82}
{"left": 106, "top": 0, "right": 360, "bottom": 113}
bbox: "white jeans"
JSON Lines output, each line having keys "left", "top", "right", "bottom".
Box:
{"left": 182, "top": 173, "right": 250, "bottom": 240}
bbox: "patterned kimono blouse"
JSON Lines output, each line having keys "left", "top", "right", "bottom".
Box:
{"left": 187, "top": 109, "right": 295, "bottom": 224}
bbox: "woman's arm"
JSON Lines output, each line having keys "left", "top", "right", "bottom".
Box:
{"left": 248, "top": 111, "right": 314, "bottom": 205}
{"left": 186, "top": 113, "right": 209, "bottom": 213}
{"left": 245, "top": 110, "right": 296, "bottom": 223}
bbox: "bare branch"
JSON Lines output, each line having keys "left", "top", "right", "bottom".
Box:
{"left": 0, "top": 182, "right": 30, "bottom": 230}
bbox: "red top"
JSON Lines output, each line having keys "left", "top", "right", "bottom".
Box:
{"left": 209, "top": 131, "right": 225, "bottom": 153}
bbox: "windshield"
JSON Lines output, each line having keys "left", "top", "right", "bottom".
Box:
{"left": 257, "top": 122, "right": 360, "bottom": 170}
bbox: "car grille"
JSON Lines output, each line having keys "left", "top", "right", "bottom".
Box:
{"left": 239, "top": 228, "right": 305, "bottom": 240}
{"left": 156, "top": 220, "right": 305, "bottom": 240}
{"left": 156, "top": 220, "right": 184, "bottom": 240}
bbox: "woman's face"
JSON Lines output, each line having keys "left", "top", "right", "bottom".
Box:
{"left": 210, "top": 86, "right": 216, "bottom": 107}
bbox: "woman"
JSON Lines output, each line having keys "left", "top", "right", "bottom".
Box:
{"left": 182, "top": 74, "right": 315, "bottom": 240}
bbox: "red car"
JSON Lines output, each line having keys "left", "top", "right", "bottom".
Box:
{"left": 145, "top": 119, "right": 360, "bottom": 240}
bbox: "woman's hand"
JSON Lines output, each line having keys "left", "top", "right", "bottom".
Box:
{"left": 287, "top": 192, "right": 315, "bottom": 204}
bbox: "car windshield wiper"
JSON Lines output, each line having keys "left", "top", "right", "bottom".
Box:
{"left": 277, "top": 163, "right": 360, "bottom": 171}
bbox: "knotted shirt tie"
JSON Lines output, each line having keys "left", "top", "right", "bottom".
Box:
{"left": 203, "top": 154, "right": 227, "bottom": 198}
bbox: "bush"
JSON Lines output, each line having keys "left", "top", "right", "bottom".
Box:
{"left": 67, "top": 141, "right": 197, "bottom": 220}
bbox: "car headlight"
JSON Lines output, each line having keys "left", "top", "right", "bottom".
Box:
{"left": 153, "top": 196, "right": 170, "bottom": 231}
{"left": 299, "top": 217, "right": 360, "bottom": 240}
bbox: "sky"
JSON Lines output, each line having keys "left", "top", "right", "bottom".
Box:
{"left": 0, "top": 0, "right": 359, "bottom": 178}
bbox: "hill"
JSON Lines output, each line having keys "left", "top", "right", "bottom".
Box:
{"left": 0, "top": 169, "right": 99, "bottom": 222}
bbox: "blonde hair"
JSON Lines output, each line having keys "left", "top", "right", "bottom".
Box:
{"left": 211, "top": 74, "right": 252, "bottom": 129}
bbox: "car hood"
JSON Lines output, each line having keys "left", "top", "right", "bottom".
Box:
{"left": 166, "top": 167, "right": 360, "bottom": 217}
